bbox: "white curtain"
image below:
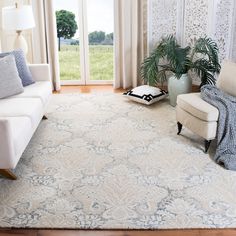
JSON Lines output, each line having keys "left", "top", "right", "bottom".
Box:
{"left": 114, "top": 0, "right": 147, "bottom": 89}
{"left": 32, "top": 0, "right": 60, "bottom": 91}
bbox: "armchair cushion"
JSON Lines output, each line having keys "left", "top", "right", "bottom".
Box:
{"left": 217, "top": 60, "right": 236, "bottom": 97}
{"left": 177, "top": 93, "right": 219, "bottom": 122}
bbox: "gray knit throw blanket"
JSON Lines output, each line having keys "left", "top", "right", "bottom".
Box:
{"left": 201, "top": 84, "right": 236, "bottom": 171}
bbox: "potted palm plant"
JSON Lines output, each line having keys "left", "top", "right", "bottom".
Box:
{"left": 140, "top": 35, "right": 221, "bottom": 106}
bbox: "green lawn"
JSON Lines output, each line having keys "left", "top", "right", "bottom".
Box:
{"left": 59, "top": 45, "right": 114, "bottom": 81}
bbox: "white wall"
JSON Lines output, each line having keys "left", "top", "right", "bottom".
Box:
{"left": 148, "top": 0, "right": 236, "bottom": 84}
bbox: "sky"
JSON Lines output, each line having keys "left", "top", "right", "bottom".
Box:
{"left": 54, "top": 0, "right": 114, "bottom": 38}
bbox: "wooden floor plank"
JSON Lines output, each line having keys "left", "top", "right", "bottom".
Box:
{"left": 54, "top": 85, "right": 125, "bottom": 94}
{"left": 0, "top": 229, "right": 37, "bottom": 236}
{"left": 54, "top": 85, "right": 199, "bottom": 94}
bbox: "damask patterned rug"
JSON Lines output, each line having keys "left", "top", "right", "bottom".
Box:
{"left": 1, "top": 93, "right": 236, "bottom": 229}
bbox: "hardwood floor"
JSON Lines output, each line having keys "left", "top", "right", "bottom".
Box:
{"left": 54, "top": 84, "right": 200, "bottom": 94}
{"left": 1, "top": 229, "right": 236, "bottom": 236}
{"left": 1, "top": 85, "right": 232, "bottom": 236}
{"left": 54, "top": 85, "right": 125, "bottom": 94}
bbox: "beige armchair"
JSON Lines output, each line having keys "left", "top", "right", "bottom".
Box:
{"left": 176, "top": 61, "right": 236, "bottom": 152}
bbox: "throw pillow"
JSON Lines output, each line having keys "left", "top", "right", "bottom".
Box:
{"left": 123, "top": 85, "right": 168, "bottom": 105}
{"left": 0, "top": 49, "right": 35, "bottom": 87}
{"left": 0, "top": 55, "right": 24, "bottom": 99}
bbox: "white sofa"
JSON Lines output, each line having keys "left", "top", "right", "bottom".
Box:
{"left": 176, "top": 61, "right": 236, "bottom": 152}
{"left": 0, "top": 64, "right": 52, "bottom": 180}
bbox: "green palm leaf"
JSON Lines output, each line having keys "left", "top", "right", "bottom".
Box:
{"left": 140, "top": 35, "right": 221, "bottom": 87}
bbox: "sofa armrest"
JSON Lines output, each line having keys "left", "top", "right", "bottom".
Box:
{"left": 28, "top": 64, "right": 51, "bottom": 82}
{"left": 0, "top": 119, "right": 15, "bottom": 169}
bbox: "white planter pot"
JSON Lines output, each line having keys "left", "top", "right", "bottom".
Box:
{"left": 168, "top": 74, "right": 192, "bottom": 107}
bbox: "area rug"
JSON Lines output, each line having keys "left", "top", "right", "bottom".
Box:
{"left": 1, "top": 93, "right": 236, "bottom": 229}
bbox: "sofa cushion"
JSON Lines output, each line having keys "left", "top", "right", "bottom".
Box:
{"left": 177, "top": 93, "right": 219, "bottom": 122}
{"left": 0, "top": 55, "right": 24, "bottom": 99}
{"left": 217, "top": 61, "right": 236, "bottom": 97}
{"left": 0, "top": 98, "right": 44, "bottom": 128}
{"left": 0, "top": 49, "right": 35, "bottom": 87}
{"left": 11, "top": 81, "right": 52, "bottom": 105}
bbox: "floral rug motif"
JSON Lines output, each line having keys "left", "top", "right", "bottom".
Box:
{"left": 1, "top": 93, "right": 236, "bottom": 229}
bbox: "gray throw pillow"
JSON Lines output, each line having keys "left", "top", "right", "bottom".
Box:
{"left": 0, "top": 49, "right": 35, "bottom": 87}
{"left": 0, "top": 55, "right": 24, "bottom": 99}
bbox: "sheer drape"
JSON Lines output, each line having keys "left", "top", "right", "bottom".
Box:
{"left": 32, "top": 0, "right": 60, "bottom": 91}
{"left": 114, "top": 0, "right": 147, "bottom": 89}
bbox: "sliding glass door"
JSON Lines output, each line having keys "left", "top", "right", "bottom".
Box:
{"left": 87, "top": 0, "right": 114, "bottom": 83}
{"left": 54, "top": 0, "right": 114, "bottom": 85}
{"left": 54, "top": 0, "right": 84, "bottom": 84}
